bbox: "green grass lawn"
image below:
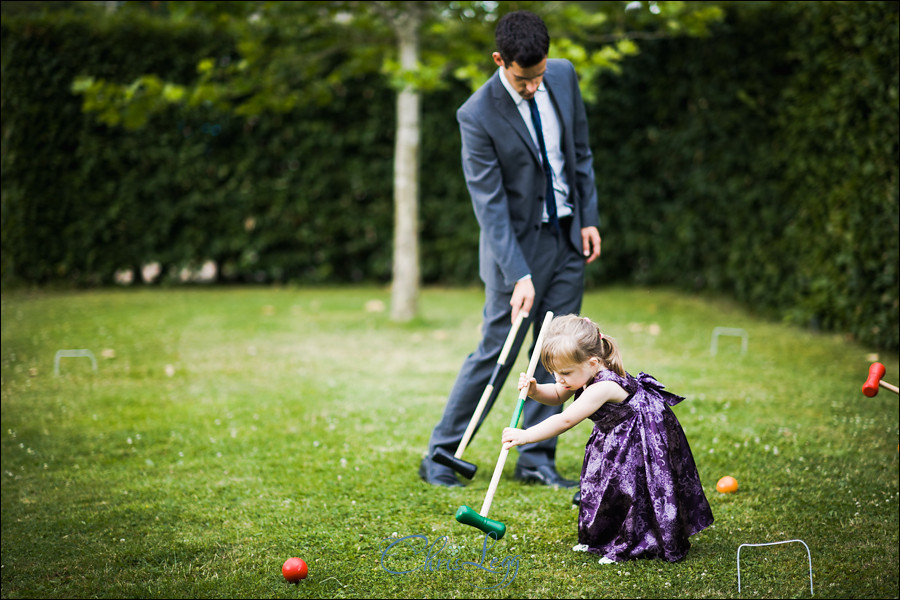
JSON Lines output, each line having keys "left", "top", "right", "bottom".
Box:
{"left": 1, "top": 285, "right": 897, "bottom": 599}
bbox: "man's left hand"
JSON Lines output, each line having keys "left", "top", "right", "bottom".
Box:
{"left": 581, "top": 226, "right": 601, "bottom": 264}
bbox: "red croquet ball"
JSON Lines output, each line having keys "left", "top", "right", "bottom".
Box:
{"left": 282, "top": 557, "right": 308, "bottom": 582}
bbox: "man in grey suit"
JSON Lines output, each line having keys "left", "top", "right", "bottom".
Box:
{"left": 420, "top": 11, "right": 602, "bottom": 494}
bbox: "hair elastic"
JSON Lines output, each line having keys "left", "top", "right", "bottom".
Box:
{"left": 583, "top": 317, "right": 603, "bottom": 340}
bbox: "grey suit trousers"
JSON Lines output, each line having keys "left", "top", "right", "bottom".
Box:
{"left": 426, "top": 219, "right": 585, "bottom": 472}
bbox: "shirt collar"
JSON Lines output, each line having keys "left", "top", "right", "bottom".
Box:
{"left": 497, "top": 66, "right": 546, "bottom": 106}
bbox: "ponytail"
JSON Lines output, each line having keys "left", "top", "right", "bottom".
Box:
{"left": 540, "top": 314, "right": 626, "bottom": 377}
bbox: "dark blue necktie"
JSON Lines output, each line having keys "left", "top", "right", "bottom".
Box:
{"left": 528, "top": 97, "right": 558, "bottom": 231}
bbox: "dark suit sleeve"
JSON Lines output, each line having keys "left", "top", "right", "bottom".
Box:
{"left": 457, "top": 103, "right": 531, "bottom": 287}
{"left": 567, "top": 62, "right": 600, "bottom": 230}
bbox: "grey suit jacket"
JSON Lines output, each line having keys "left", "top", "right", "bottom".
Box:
{"left": 457, "top": 58, "right": 600, "bottom": 290}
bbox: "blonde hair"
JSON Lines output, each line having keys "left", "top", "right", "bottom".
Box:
{"left": 540, "top": 314, "right": 625, "bottom": 377}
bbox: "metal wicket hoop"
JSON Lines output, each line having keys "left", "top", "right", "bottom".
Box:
{"left": 736, "top": 539, "right": 813, "bottom": 595}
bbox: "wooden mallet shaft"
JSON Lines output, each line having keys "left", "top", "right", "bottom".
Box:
{"left": 458, "top": 311, "right": 526, "bottom": 457}
{"left": 862, "top": 362, "right": 899, "bottom": 397}
{"left": 432, "top": 312, "right": 527, "bottom": 479}
{"left": 455, "top": 311, "right": 554, "bottom": 540}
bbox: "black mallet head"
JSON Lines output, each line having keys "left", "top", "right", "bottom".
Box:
{"left": 432, "top": 448, "right": 478, "bottom": 479}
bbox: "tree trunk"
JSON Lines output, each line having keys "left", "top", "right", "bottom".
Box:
{"left": 390, "top": 13, "right": 420, "bottom": 322}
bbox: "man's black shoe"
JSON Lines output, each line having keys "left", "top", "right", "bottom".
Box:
{"left": 419, "top": 458, "right": 464, "bottom": 488}
{"left": 514, "top": 464, "right": 578, "bottom": 488}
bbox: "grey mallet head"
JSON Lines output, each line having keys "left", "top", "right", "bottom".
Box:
{"left": 432, "top": 447, "right": 478, "bottom": 479}
{"left": 455, "top": 505, "right": 506, "bottom": 540}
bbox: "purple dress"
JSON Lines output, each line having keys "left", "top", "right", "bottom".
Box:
{"left": 574, "top": 369, "right": 714, "bottom": 562}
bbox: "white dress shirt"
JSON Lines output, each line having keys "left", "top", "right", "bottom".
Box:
{"left": 497, "top": 67, "right": 573, "bottom": 221}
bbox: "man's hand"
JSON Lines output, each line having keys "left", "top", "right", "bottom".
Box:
{"left": 581, "top": 226, "right": 602, "bottom": 264}
{"left": 510, "top": 277, "right": 535, "bottom": 324}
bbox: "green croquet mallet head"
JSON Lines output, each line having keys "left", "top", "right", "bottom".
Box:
{"left": 455, "top": 505, "right": 506, "bottom": 540}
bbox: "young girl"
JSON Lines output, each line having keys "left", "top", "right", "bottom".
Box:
{"left": 502, "top": 314, "right": 714, "bottom": 563}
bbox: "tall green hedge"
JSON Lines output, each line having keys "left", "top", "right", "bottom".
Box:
{"left": 588, "top": 1, "right": 899, "bottom": 349}
{"left": 2, "top": 2, "right": 897, "bottom": 350}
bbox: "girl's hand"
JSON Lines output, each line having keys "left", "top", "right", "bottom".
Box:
{"left": 502, "top": 427, "right": 528, "bottom": 450}
{"left": 518, "top": 372, "right": 537, "bottom": 398}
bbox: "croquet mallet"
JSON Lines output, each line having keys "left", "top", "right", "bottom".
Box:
{"left": 432, "top": 311, "right": 527, "bottom": 479}
{"left": 862, "top": 362, "right": 899, "bottom": 397}
{"left": 455, "top": 311, "right": 554, "bottom": 540}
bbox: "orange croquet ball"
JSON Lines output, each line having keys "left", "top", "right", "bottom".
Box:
{"left": 716, "top": 476, "right": 739, "bottom": 493}
{"left": 282, "top": 557, "right": 308, "bottom": 582}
